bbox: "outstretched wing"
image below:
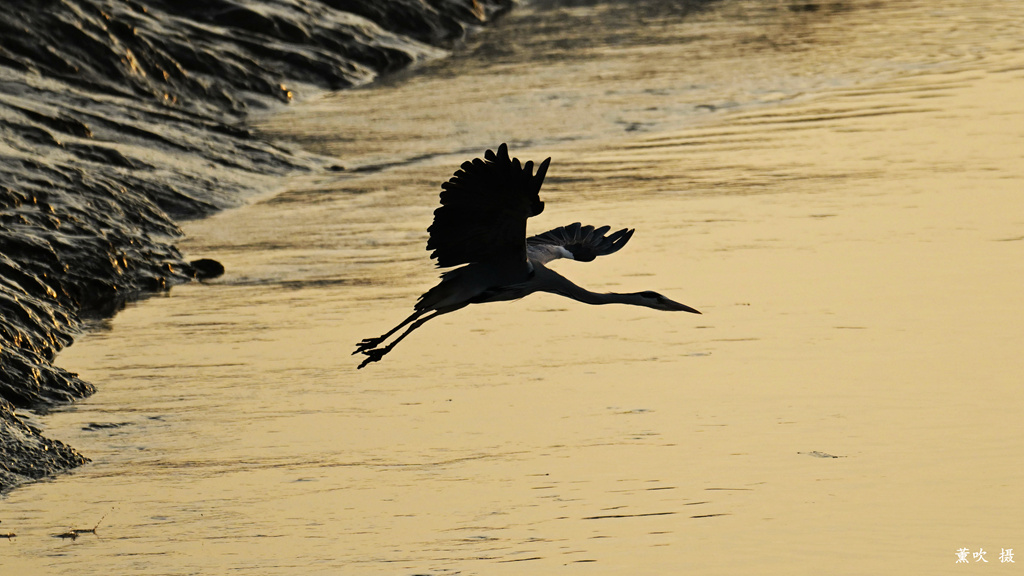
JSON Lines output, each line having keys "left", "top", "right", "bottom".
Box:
{"left": 527, "top": 222, "right": 634, "bottom": 264}
{"left": 427, "top": 144, "right": 550, "bottom": 268}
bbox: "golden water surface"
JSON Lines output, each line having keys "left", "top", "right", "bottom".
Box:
{"left": 2, "top": 0, "right": 1022, "bottom": 574}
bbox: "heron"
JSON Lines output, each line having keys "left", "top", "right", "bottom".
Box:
{"left": 354, "top": 143, "right": 700, "bottom": 369}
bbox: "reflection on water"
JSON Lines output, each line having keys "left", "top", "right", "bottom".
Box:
{"left": 3, "top": 0, "right": 1024, "bottom": 574}
{"left": 258, "top": 0, "right": 1019, "bottom": 171}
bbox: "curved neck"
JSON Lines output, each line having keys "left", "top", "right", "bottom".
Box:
{"left": 565, "top": 287, "right": 647, "bottom": 306}
{"left": 535, "top": 265, "right": 650, "bottom": 307}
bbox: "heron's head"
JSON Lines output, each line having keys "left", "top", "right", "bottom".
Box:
{"left": 637, "top": 291, "right": 701, "bottom": 313}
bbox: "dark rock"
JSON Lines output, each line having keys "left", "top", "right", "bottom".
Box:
{"left": 0, "top": 400, "right": 89, "bottom": 493}
{"left": 189, "top": 258, "right": 226, "bottom": 280}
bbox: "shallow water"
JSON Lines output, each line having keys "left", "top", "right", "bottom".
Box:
{"left": 3, "top": 0, "right": 1023, "bottom": 573}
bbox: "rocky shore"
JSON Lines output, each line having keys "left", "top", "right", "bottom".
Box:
{"left": 0, "top": 0, "right": 511, "bottom": 493}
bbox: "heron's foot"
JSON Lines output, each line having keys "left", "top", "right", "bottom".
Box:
{"left": 356, "top": 347, "right": 388, "bottom": 369}
{"left": 353, "top": 336, "right": 385, "bottom": 355}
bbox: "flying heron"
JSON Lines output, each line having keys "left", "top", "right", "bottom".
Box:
{"left": 354, "top": 143, "right": 700, "bottom": 369}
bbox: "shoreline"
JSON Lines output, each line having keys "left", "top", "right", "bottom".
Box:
{"left": 0, "top": 0, "right": 511, "bottom": 494}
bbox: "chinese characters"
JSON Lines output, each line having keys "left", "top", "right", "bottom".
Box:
{"left": 956, "top": 548, "right": 1015, "bottom": 564}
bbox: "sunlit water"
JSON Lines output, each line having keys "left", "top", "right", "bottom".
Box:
{"left": 3, "top": 0, "right": 1024, "bottom": 574}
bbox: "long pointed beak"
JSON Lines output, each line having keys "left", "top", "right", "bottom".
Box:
{"left": 662, "top": 297, "right": 700, "bottom": 314}
{"left": 675, "top": 302, "right": 701, "bottom": 314}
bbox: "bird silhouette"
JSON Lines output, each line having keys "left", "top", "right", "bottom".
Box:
{"left": 354, "top": 143, "right": 699, "bottom": 368}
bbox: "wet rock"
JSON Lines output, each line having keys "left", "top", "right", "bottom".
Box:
{"left": 189, "top": 258, "right": 226, "bottom": 280}
{"left": 0, "top": 400, "right": 89, "bottom": 494}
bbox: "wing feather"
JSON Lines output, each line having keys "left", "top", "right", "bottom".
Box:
{"left": 426, "top": 144, "right": 550, "bottom": 268}
{"left": 527, "top": 222, "right": 635, "bottom": 264}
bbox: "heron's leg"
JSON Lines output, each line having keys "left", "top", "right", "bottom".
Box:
{"left": 356, "top": 307, "right": 460, "bottom": 369}
{"left": 353, "top": 309, "right": 428, "bottom": 354}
